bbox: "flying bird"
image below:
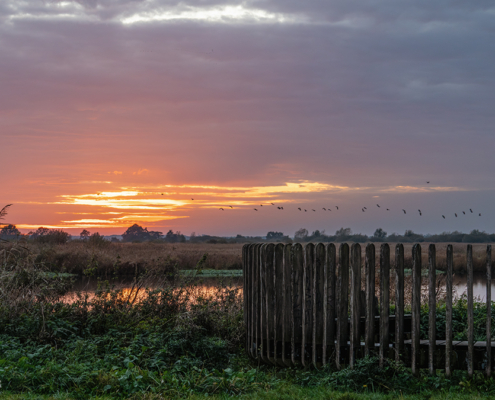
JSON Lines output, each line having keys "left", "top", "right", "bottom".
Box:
{"left": 298, "top": 207, "right": 302, "bottom": 211}
{"left": 270, "top": 203, "right": 275, "bottom": 205}
{"left": 479, "top": 213, "right": 482, "bottom": 216}
{"left": 419, "top": 212, "right": 422, "bottom": 216}
{"left": 229, "top": 206, "right": 233, "bottom": 209}
{"left": 455, "top": 213, "right": 458, "bottom": 217}
{"left": 377, "top": 204, "right": 380, "bottom": 208}
{"left": 323, "top": 208, "right": 326, "bottom": 211}
{"left": 462, "top": 211, "right": 465, "bottom": 215}
{"left": 304, "top": 209, "right": 307, "bottom": 212}
{"left": 362, "top": 208, "right": 365, "bottom": 212}
{"left": 254, "top": 208, "right": 258, "bottom": 211}
{"left": 335, "top": 206, "right": 339, "bottom": 210}
{"left": 470, "top": 209, "right": 473, "bottom": 213}
{"left": 312, "top": 209, "right": 316, "bottom": 212}
{"left": 363, "top": 207, "right": 367, "bottom": 210}
{"left": 327, "top": 208, "right": 331, "bottom": 211}
{"left": 191, "top": 198, "right": 194, "bottom": 200}
{"left": 161, "top": 193, "right": 164, "bottom": 195}
{"left": 219, "top": 208, "right": 224, "bottom": 210}
{"left": 442, "top": 215, "right": 446, "bottom": 219}
{"left": 402, "top": 209, "right": 406, "bottom": 214}
{"left": 426, "top": 181, "right": 430, "bottom": 184}
{"left": 277, "top": 207, "right": 282, "bottom": 210}
{"left": 260, "top": 204, "right": 263, "bottom": 206}
{"left": 386, "top": 208, "right": 390, "bottom": 211}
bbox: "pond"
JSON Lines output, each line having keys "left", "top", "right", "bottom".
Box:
{"left": 63, "top": 271, "right": 494, "bottom": 304}
{"left": 63, "top": 275, "right": 243, "bottom": 304}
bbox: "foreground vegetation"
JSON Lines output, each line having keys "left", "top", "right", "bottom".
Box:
{"left": 1, "top": 238, "right": 495, "bottom": 399}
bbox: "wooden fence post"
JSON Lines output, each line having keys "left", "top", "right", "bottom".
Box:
{"left": 274, "top": 243, "right": 285, "bottom": 366}
{"left": 379, "top": 243, "right": 390, "bottom": 367}
{"left": 260, "top": 244, "right": 268, "bottom": 363}
{"left": 324, "top": 244, "right": 336, "bottom": 367}
{"left": 282, "top": 244, "right": 292, "bottom": 367}
{"left": 302, "top": 244, "right": 314, "bottom": 367}
{"left": 467, "top": 244, "right": 474, "bottom": 378}
{"left": 291, "top": 243, "right": 304, "bottom": 366}
{"left": 336, "top": 243, "right": 350, "bottom": 370}
{"left": 243, "top": 244, "right": 250, "bottom": 357}
{"left": 350, "top": 243, "right": 362, "bottom": 367}
{"left": 411, "top": 244, "right": 421, "bottom": 376}
{"left": 487, "top": 245, "right": 493, "bottom": 377}
{"left": 428, "top": 244, "right": 436, "bottom": 375}
{"left": 365, "top": 244, "right": 376, "bottom": 357}
{"left": 395, "top": 244, "right": 405, "bottom": 363}
{"left": 253, "top": 244, "right": 261, "bottom": 360}
{"left": 313, "top": 243, "right": 326, "bottom": 367}
{"left": 446, "top": 244, "right": 453, "bottom": 378}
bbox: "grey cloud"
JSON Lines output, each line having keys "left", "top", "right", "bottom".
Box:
{"left": 2, "top": 0, "right": 495, "bottom": 193}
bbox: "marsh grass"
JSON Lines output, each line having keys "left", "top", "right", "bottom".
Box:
{"left": 1, "top": 240, "right": 495, "bottom": 398}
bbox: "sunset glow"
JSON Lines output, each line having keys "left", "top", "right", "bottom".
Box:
{"left": 2, "top": 1, "right": 494, "bottom": 237}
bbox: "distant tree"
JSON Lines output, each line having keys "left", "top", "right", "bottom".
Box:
{"left": 294, "top": 228, "right": 308, "bottom": 241}
{"left": 88, "top": 232, "right": 107, "bottom": 247}
{"left": 403, "top": 230, "right": 424, "bottom": 242}
{"left": 165, "top": 230, "right": 185, "bottom": 243}
{"left": 335, "top": 227, "right": 352, "bottom": 237}
{"left": 373, "top": 228, "right": 387, "bottom": 240}
{"left": 31, "top": 227, "right": 50, "bottom": 238}
{"left": 80, "top": 229, "right": 91, "bottom": 241}
{"left": 122, "top": 224, "right": 162, "bottom": 242}
{"left": 30, "top": 228, "right": 70, "bottom": 244}
{"left": 0, "top": 224, "right": 21, "bottom": 237}
{"left": 311, "top": 230, "right": 322, "bottom": 238}
{"left": 267, "top": 231, "right": 284, "bottom": 240}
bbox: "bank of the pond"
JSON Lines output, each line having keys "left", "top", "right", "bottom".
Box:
{"left": 1, "top": 291, "right": 495, "bottom": 398}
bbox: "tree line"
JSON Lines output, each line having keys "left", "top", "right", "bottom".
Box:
{"left": 1, "top": 223, "right": 494, "bottom": 244}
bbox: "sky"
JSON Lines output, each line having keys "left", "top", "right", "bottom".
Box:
{"left": 1, "top": 0, "right": 495, "bottom": 237}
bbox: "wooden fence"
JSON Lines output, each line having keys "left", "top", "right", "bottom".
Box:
{"left": 242, "top": 243, "right": 493, "bottom": 375}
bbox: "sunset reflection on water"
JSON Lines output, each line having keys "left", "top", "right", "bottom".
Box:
{"left": 62, "top": 277, "right": 243, "bottom": 305}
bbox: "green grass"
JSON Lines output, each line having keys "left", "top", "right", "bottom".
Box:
{"left": 179, "top": 269, "right": 243, "bottom": 277}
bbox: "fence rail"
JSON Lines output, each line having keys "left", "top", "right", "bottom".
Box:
{"left": 242, "top": 243, "right": 493, "bottom": 373}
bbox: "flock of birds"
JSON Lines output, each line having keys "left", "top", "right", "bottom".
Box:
{"left": 216, "top": 202, "right": 481, "bottom": 219}
{"left": 155, "top": 182, "right": 484, "bottom": 220}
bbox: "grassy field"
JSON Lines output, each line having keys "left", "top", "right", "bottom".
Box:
{"left": 16, "top": 240, "right": 492, "bottom": 278}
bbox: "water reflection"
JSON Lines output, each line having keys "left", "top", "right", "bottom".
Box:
{"left": 453, "top": 273, "right": 494, "bottom": 300}
{"left": 64, "top": 273, "right": 492, "bottom": 304}
{"left": 63, "top": 276, "right": 243, "bottom": 304}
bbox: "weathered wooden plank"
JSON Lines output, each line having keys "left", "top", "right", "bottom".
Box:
{"left": 350, "top": 243, "right": 362, "bottom": 368}
{"left": 291, "top": 243, "right": 304, "bottom": 366}
{"left": 302, "top": 243, "right": 314, "bottom": 367}
{"left": 252, "top": 244, "right": 261, "bottom": 360}
{"left": 274, "top": 243, "right": 285, "bottom": 366}
{"left": 411, "top": 244, "right": 421, "bottom": 376}
{"left": 487, "top": 245, "right": 493, "bottom": 377}
{"left": 395, "top": 244, "right": 404, "bottom": 363}
{"left": 379, "top": 243, "right": 390, "bottom": 367}
{"left": 313, "top": 243, "right": 325, "bottom": 367}
{"left": 365, "top": 243, "right": 375, "bottom": 357}
{"left": 282, "top": 244, "right": 292, "bottom": 367}
{"left": 428, "top": 244, "right": 436, "bottom": 375}
{"left": 446, "top": 244, "right": 453, "bottom": 377}
{"left": 264, "top": 243, "right": 276, "bottom": 365}
{"left": 324, "top": 243, "right": 337, "bottom": 367}
{"left": 243, "top": 244, "right": 251, "bottom": 358}
{"left": 467, "top": 244, "right": 474, "bottom": 378}
{"left": 336, "top": 243, "right": 350, "bottom": 370}
{"left": 260, "top": 244, "right": 268, "bottom": 363}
